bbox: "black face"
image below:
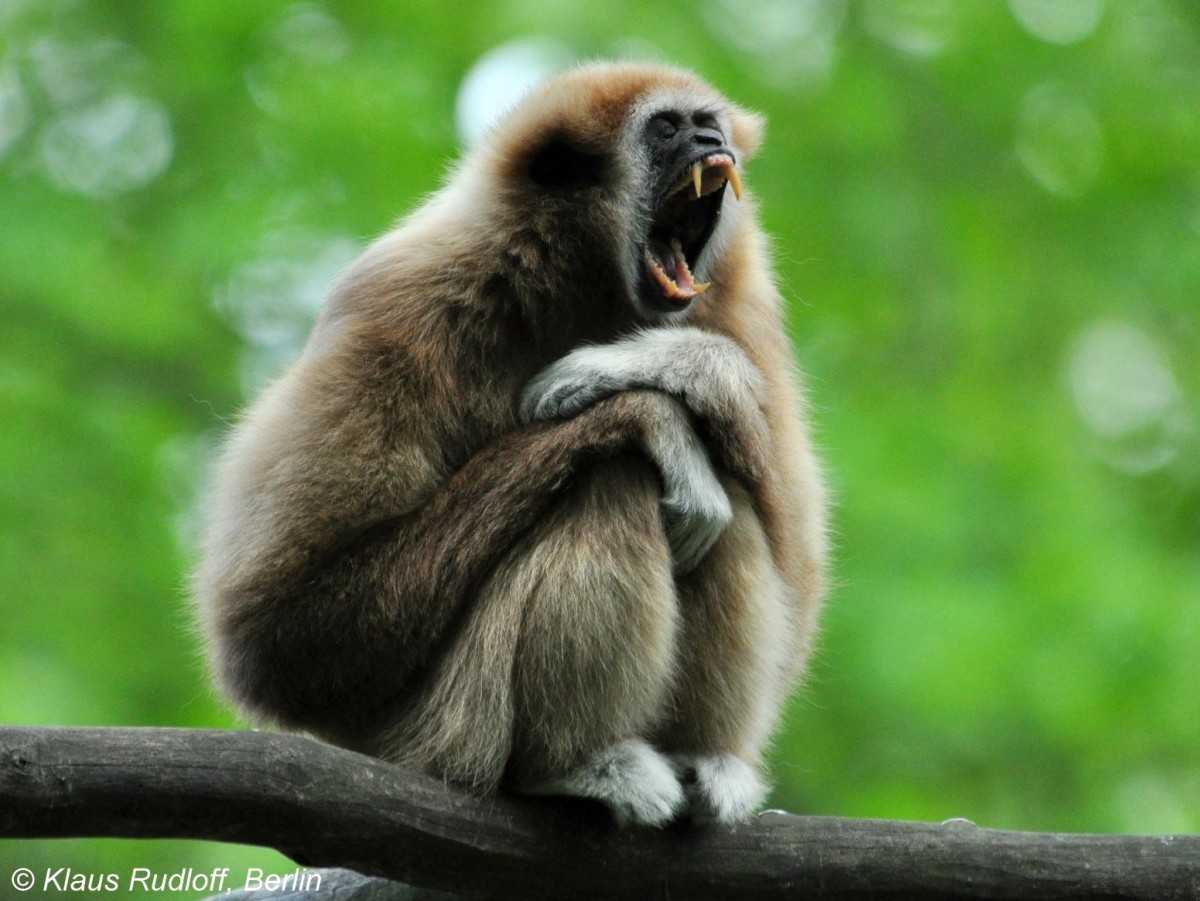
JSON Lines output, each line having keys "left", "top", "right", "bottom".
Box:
{"left": 522, "top": 108, "right": 741, "bottom": 318}
{"left": 638, "top": 109, "right": 738, "bottom": 315}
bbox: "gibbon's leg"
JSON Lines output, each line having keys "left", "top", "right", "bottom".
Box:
{"left": 657, "top": 478, "right": 795, "bottom": 824}
{"left": 207, "top": 389, "right": 728, "bottom": 757}
{"left": 505, "top": 456, "right": 685, "bottom": 826}
{"left": 370, "top": 543, "right": 530, "bottom": 789}
{"left": 376, "top": 455, "right": 685, "bottom": 830}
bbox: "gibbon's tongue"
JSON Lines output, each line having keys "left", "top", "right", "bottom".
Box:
{"left": 645, "top": 239, "right": 707, "bottom": 302}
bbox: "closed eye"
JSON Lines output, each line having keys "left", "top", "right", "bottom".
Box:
{"left": 648, "top": 112, "right": 681, "bottom": 140}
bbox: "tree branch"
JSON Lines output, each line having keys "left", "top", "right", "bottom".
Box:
{"left": 1, "top": 726, "right": 1196, "bottom": 900}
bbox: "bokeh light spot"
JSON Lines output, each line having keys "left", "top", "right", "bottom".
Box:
{"left": 214, "top": 231, "right": 361, "bottom": 390}
{"left": 29, "top": 36, "right": 137, "bottom": 110}
{"left": 455, "top": 39, "right": 574, "bottom": 147}
{"left": 272, "top": 3, "right": 350, "bottom": 64}
{"left": 702, "top": 0, "right": 846, "bottom": 88}
{"left": 1015, "top": 82, "right": 1104, "bottom": 198}
{"left": 0, "top": 61, "right": 30, "bottom": 159}
{"left": 1009, "top": 0, "right": 1104, "bottom": 46}
{"left": 861, "top": 0, "right": 958, "bottom": 58}
{"left": 38, "top": 94, "right": 173, "bottom": 199}
{"left": 1066, "top": 320, "right": 1190, "bottom": 474}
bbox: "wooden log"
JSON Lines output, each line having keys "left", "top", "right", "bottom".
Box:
{"left": 2, "top": 727, "right": 1197, "bottom": 900}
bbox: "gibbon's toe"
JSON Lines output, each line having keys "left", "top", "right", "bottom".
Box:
{"left": 598, "top": 741, "right": 688, "bottom": 827}
{"left": 522, "top": 739, "right": 687, "bottom": 827}
{"left": 676, "top": 752, "right": 767, "bottom": 825}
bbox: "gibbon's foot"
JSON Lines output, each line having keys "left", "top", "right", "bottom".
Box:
{"left": 673, "top": 752, "right": 767, "bottom": 825}
{"left": 521, "top": 739, "right": 687, "bottom": 827}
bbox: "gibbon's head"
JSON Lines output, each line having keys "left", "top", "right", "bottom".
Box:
{"left": 475, "top": 62, "right": 765, "bottom": 322}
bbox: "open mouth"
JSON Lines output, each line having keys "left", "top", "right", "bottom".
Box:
{"left": 643, "top": 153, "right": 742, "bottom": 308}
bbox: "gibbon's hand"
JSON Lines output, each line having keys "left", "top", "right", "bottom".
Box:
{"left": 520, "top": 326, "right": 772, "bottom": 485}
{"left": 519, "top": 327, "right": 765, "bottom": 423}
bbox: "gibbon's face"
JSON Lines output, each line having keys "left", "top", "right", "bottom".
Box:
{"left": 635, "top": 106, "right": 743, "bottom": 315}
{"left": 489, "top": 65, "right": 762, "bottom": 321}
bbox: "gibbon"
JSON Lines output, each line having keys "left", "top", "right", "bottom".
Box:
{"left": 194, "top": 62, "right": 828, "bottom": 827}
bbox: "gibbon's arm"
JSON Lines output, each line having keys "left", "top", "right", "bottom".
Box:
{"left": 521, "top": 326, "right": 772, "bottom": 484}
{"left": 337, "top": 387, "right": 731, "bottom": 588}
{"left": 215, "top": 389, "right": 728, "bottom": 739}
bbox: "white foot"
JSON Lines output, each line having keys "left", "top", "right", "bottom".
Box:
{"left": 521, "top": 739, "right": 686, "bottom": 827}
{"left": 674, "top": 752, "right": 766, "bottom": 824}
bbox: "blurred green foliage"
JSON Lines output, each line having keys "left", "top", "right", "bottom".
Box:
{"left": 1, "top": 0, "right": 1197, "bottom": 893}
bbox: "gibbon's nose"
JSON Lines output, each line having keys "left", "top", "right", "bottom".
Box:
{"left": 692, "top": 127, "right": 725, "bottom": 148}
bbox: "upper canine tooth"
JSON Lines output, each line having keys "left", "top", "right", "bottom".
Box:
{"left": 723, "top": 160, "right": 743, "bottom": 201}
{"left": 692, "top": 162, "right": 703, "bottom": 198}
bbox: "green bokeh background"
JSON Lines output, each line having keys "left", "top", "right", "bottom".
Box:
{"left": 2, "top": 0, "right": 1197, "bottom": 894}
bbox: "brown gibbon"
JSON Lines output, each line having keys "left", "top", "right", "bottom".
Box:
{"left": 194, "top": 62, "right": 829, "bottom": 827}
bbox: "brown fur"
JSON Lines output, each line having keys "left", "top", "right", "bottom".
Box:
{"left": 195, "top": 62, "right": 827, "bottom": 810}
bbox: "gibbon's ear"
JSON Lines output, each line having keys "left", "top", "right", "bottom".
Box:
{"left": 731, "top": 108, "right": 766, "bottom": 161}
{"left": 526, "top": 134, "right": 611, "bottom": 190}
